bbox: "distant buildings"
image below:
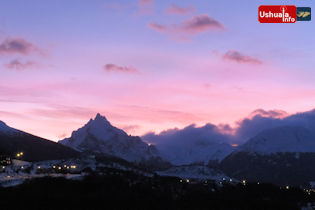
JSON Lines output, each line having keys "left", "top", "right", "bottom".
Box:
{"left": 0, "top": 156, "right": 12, "bottom": 166}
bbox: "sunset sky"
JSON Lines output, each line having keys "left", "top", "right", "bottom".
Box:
{"left": 1, "top": 0, "right": 315, "bottom": 141}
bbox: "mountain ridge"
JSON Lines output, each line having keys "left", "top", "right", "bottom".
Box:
{"left": 59, "top": 113, "right": 159, "bottom": 162}
{"left": 0, "top": 120, "right": 79, "bottom": 162}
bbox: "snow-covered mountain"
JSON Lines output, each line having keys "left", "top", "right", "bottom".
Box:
{"left": 220, "top": 125, "right": 315, "bottom": 186}
{"left": 241, "top": 126, "right": 315, "bottom": 154}
{"left": 59, "top": 113, "right": 159, "bottom": 162}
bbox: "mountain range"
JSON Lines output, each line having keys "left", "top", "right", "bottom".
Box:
{"left": 2, "top": 111, "right": 315, "bottom": 186}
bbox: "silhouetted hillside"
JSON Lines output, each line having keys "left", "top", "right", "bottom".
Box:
{"left": 0, "top": 133, "right": 79, "bottom": 162}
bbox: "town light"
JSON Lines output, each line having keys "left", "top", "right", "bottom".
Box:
{"left": 16, "top": 152, "right": 24, "bottom": 158}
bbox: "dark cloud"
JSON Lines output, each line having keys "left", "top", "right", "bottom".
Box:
{"left": 234, "top": 115, "right": 283, "bottom": 144}
{"left": 142, "top": 124, "right": 233, "bottom": 165}
{"left": 143, "top": 123, "right": 231, "bottom": 145}
{"left": 104, "top": 64, "right": 139, "bottom": 73}
{"left": 223, "top": 50, "right": 263, "bottom": 65}
{"left": 5, "top": 59, "right": 39, "bottom": 71}
{"left": 148, "top": 15, "right": 224, "bottom": 40}
{"left": 182, "top": 15, "right": 224, "bottom": 34}
{"left": 143, "top": 108, "right": 315, "bottom": 147}
{"left": 0, "top": 38, "right": 41, "bottom": 56}
{"left": 166, "top": 4, "right": 195, "bottom": 15}
{"left": 234, "top": 109, "right": 315, "bottom": 144}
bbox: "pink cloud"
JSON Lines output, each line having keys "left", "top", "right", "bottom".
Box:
{"left": 104, "top": 64, "right": 139, "bottom": 73}
{"left": 148, "top": 14, "right": 224, "bottom": 40}
{"left": 58, "top": 133, "right": 67, "bottom": 139}
{"left": 166, "top": 4, "right": 195, "bottom": 15}
{"left": 148, "top": 23, "right": 168, "bottom": 32}
{"left": 223, "top": 50, "right": 263, "bottom": 65}
{"left": 120, "top": 124, "right": 141, "bottom": 134}
{"left": 30, "top": 105, "right": 94, "bottom": 120}
{"left": 139, "top": 0, "right": 153, "bottom": 6}
{"left": 138, "top": 0, "right": 154, "bottom": 15}
{"left": 5, "top": 59, "right": 40, "bottom": 71}
{"left": 249, "top": 109, "right": 288, "bottom": 119}
{"left": 0, "top": 111, "right": 28, "bottom": 119}
{"left": 0, "top": 38, "right": 42, "bottom": 56}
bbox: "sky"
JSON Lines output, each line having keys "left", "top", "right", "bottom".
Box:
{"left": 0, "top": 0, "right": 315, "bottom": 141}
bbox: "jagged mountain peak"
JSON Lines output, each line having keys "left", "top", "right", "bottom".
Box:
{"left": 93, "top": 113, "right": 110, "bottom": 124}
{"left": 59, "top": 113, "right": 159, "bottom": 162}
{"left": 85, "top": 113, "right": 113, "bottom": 128}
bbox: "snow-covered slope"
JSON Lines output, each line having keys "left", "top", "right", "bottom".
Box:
{"left": 241, "top": 126, "right": 315, "bottom": 154}
{"left": 157, "top": 165, "right": 231, "bottom": 181}
{"left": 59, "top": 113, "right": 159, "bottom": 162}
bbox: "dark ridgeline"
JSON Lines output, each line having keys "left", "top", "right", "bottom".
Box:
{"left": 220, "top": 151, "right": 315, "bottom": 186}
{"left": 0, "top": 132, "right": 79, "bottom": 162}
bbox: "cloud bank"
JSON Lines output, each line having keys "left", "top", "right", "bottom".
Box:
{"left": 143, "top": 124, "right": 234, "bottom": 165}
{"left": 143, "top": 109, "right": 315, "bottom": 147}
